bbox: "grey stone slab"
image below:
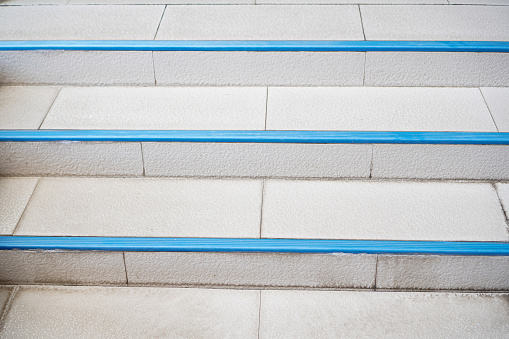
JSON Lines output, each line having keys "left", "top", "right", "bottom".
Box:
{"left": 260, "top": 290, "right": 509, "bottom": 338}
{"left": 15, "top": 178, "right": 262, "bottom": 238}
{"left": 0, "top": 86, "right": 59, "bottom": 129}
{"left": 495, "top": 183, "right": 509, "bottom": 221}
{"left": 361, "top": 5, "right": 509, "bottom": 41}
{"left": 0, "top": 286, "right": 259, "bottom": 338}
{"left": 0, "top": 5, "right": 164, "bottom": 40}
{"left": 70, "top": 0, "right": 254, "bottom": 3}
{"left": 365, "top": 52, "right": 480, "bottom": 87}
{"left": 153, "top": 52, "right": 365, "bottom": 86}
{"left": 0, "top": 178, "right": 38, "bottom": 235}
{"left": 0, "top": 142, "right": 143, "bottom": 176}
{"left": 0, "top": 51, "right": 155, "bottom": 86}
{"left": 125, "top": 252, "right": 376, "bottom": 288}
{"left": 481, "top": 88, "right": 509, "bottom": 132}
{"left": 0, "top": 250, "right": 127, "bottom": 285}
{"left": 42, "top": 87, "right": 266, "bottom": 130}
{"left": 262, "top": 180, "right": 508, "bottom": 241}
{"left": 142, "top": 142, "right": 372, "bottom": 178}
{"left": 156, "top": 5, "right": 363, "bottom": 40}
{"left": 449, "top": 0, "right": 509, "bottom": 5}
{"left": 259, "top": 0, "right": 446, "bottom": 3}
{"left": 372, "top": 144, "right": 509, "bottom": 180}
{"left": 377, "top": 255, "right": 509, "bottom": 291}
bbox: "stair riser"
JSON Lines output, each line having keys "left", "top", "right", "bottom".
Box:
{"left": 1, "top": 51, "right": 508, "bottom": 86}
{"left": 1, "top": 250, "right": 508, "bottom": 291}
{"left": 2, "top": 142, "right": 509, "bottom": 180}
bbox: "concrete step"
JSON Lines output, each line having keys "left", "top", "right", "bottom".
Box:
{"left": 0, "top": 177, "right": 508, "bottom": 290}
{"left": 1, "top": 85, "right": 508, "bottom": 180}
{"left": 0, "top": 286, "right": 508, "bottom": 338}
{"left": 0, "top": 5, "right": 508, "bottom": 86}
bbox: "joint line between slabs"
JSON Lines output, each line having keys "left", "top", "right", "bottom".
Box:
{"left": 0, "top": 286, "right": 19, "bottom": 331}
{"left": 38, "top": 87, "right": 61, "bottom": 130}
{"left": 12, "top": 178, "right": 41, "bottom": 236}
{"left": 479, "top": 88, "right": 500, "bottom": 132}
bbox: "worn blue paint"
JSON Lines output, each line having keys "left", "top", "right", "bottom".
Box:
{"left": 0, "top": 40, "right": 508, "bottom": 52}
{"left": 0, "top": 237, "right": 508, "bottom": 255}
{"left": 1, "top": 130, "right": 509, "bottom": 144}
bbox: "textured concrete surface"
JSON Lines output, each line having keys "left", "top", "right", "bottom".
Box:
{"left": 495, "top": 183, "right": 509, "bottom": 218}
{"left": 0, "top": 142, "right": 143, "bottom": 176}
{"left": 260, "top": 290, "right": 509, "bottom": 338}
{"left": 42, "top": 87, "right": 266, "bottom": 130}
{"left": 156, "top": 5, "right": 363, "bottom": 40}
{"left": 153, "top": 52, "right": 365, "bottom": 86}
{"left": 262, "top": 180, "right": 508, "bottom": 241}
{"left": 15, "top": 178, "right": 262, "bottom": 237}
{"left": 377, "top": 255, "right": 509, "bottom": 291}
{"left": 125, "top": 252, "right": 376, "bottom": 288}
{"left": 372, "top": 144, "right": 509, "bottom": 180}
{"left": 480, "top": 53, "right": 509, "bottom": 87}
{"left": 0, "top": 178, "right": 38, "bottom": 235}
{"left": 0, "top": 5, "right": 164, "bottom": 40}
{"left": 361, "top": 5, "right": 509, "bottom": 41}
{"left": 0, "top": 86, "right": 59, "bottom": 129}
{"left": 267, "top": 87, "right": 496, "bottom": 132}
{"left": 0, "top": 251, "right": 127, "bottom": 285}
{"left": 482, "top": 88, "right": 509, "bottom": 132}
{"left": 0, "top": 286, "right": 259, "bottom": 338}
{"left": 142, "top": 142, "right": 372, "bottom": 178}
{"left": 365, "top": 52, "right": 480, "bottom": 87}
{"left": 0, "top": 51, "right": 154, "bottom": 86}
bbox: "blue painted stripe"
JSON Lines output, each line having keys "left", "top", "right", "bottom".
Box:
{"left": 1, "top": 130, "right": 509, "bottom": 144}
{"left": 0, "top": 237, "right": 508, "bottom": 256}
{"left": 0, "top": 40, "right": 508, "bottom": 52}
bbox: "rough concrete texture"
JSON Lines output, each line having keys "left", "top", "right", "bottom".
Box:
{"left": 377, "top": 255, "right": 509, "bottom": 291}
{"left": 260, "top": 290, "right": 509, "bottom": 338}
{"left": 0, "top": 5, "right": 164, "bottom": 40}
{"left": 142, "top": 142, "right": 372, "bottom": 178}
{"left": 153, "top": 51, "right": 364, "bottom": 86}
{"left": 361, "top": 5, "right": 509, "bottom": 41}
{"left": 42, "top": 87, "right": 267, "bottom": 130}
{"left": 267, "top": 87, "right": 497, "bottom": 132}
{"left": 0, "top": 286, "right": 259, "bottom": 338}
{"left": 0, "top": 142, "right": 143, "bottom": 176}
{"left": 481, "top": 87, "right": 509, "bottom": 132}
{"left": 480, "top": 53, "right": 509, "bottom": 87}
{"left": 0, "top": 51, "right": 154, "bottom": 86}
{"left": 0, "top": 86, "right": 59, "bottom": 129}
{"left": 365, "top": 52, "right": 481, "bottom": 87}
{"left": 0, "top": 178, "right": 38, "bottom": 235}
{"left": 372, "top": 144, "right": 509, "bottom": 180}
{"left": 262, "top": 180, "right": 508, "bottom": 241}
{"left": 156, "top": 5, "right": 363, "bottom": 40}
{"left": 124, "top": 252, "right": 376, "bottom": 288}
{"left": 15, "top": 178, "right": 262, "bottom": 237}
{"left": 0, "top": 251, "right": 127, "bottom": 285}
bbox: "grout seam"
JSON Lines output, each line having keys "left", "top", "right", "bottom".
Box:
{"left": 374, "top": 255, "right": 379, "bottom": 291}
{"left": 259, "top": 180, "right": 265, "bottom": 238}
{"left": 153, "top": 5, "right": 167, "bottom": 40}
{"left": 362, "top": 52, "right": 367, "bottom": 86}
{"left": 11, "top": 178, "right": 41, "bottom": 236}
{"left": 492, "top": 183, "right": 509, "bottom": 234}
{"left": 479, "top": 88, "right": 500, "bottom": 132}
{"left": 264, "top": 87, "right": 269, "bottom": 130}
{"left": 257, "top": 290, "right": 262, "bottom": 339}
{"left": 151, "top": 52, "right": 157, "bottom": 86}
{"left": 122, "top": 252, "right": 130, "bottom": 285}
{"left": 38, "top": 88, "right": 62, "bottom": 130}
{"left": 140, "top": 143, "right": 146, "bottom": 176}
{"left": 0, "top": 286, "right": 19, "bottom": 331}
{"left": 369, "top": 145, "right": 374, "bottom": 178}
{"left": 358, "top": 5, "right": 366, "bottom": 41}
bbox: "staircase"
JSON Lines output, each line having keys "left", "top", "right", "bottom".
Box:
{"left": 0, "top": 0, "right": 508, "bottom": 337}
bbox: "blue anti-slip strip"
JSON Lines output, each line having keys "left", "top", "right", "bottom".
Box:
{"left": 1, "top": 130, "right": 509, "bottom": 144}
{"left": 0, "top": 237, "right": 508, "bottom": 256}
{"left": 0, "top": 40, "right": 508, "bottom": 52}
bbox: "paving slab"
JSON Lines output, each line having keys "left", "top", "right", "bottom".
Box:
{"left": 0, "top": 286, "right": 259, "bottom": 338}
{"left": 449, "top": 0, "right": 509, "bottom": 4}
{"left": 0, "top": 86, "right": 59, "bottom": 129}
{"left": 361, "top": 5, "right": 509, "bottom": 41}
{"left": 156, "top": 5, "right": 363, "bottom": 40}
{"left": 259, "top": 290, "right": 509, "bottom": 338}
{"left": 125, "top": 252, "right": 376, "bottom": 288}
{"left": 377, "top": 255, "right": 509, "bottom": 291}
{"left": 261, "top": 180, "right": 508, "bottom": 241}
{"left": 0, "top": 178, "right": 38, "bottom": 235}
{"left": 15, "top": 178, "right": 262, "bottom": 237}
{"left": 259, "top": 0, "right": 446, "bottom": 3}
{"left": 0, "top": 251, "right": 127, "bottom": 285}
{"left": 42, "top": 87, "right": 266, "bottom": 130}
{"left": 69, "top": 0, "right": 254, "bottom": 3}
{"left": 0, "top": 5, "right": 164, "bottom": 40}
{"left": 267, "top": 87, "right": 496, "bottom": 132}
{"left": 481, "top": 88, "right": 509, "bottom": 132}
